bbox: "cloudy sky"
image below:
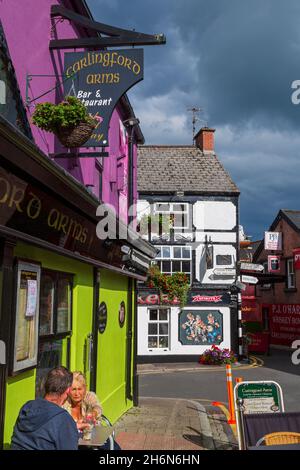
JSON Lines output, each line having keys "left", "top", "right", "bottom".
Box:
{"left": 87, "top": 0, "right": 300, "bottom": 240}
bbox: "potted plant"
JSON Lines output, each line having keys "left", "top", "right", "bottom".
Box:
{"left": 137, "top": 213, "right": 174, "bottom": 237}
{"left": 32, "top": 96, "right": 99, "bottom": 147}
{"left": 147, "top": 265, "right": 190, "bottom": 306}
{"left": 199, "top": 345, "right": 237, "bottom": 365}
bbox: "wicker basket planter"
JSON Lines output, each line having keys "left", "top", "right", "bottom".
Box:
{"left": 54, "top": 120, "right": 96, "bottom": 148}
{"left": 32, "top": 96, "right": 98, "bottom": 148}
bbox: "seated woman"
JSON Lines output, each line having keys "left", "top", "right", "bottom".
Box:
{"left": 63, "top": 371, "right": 102, "bottom": 429}
{"left": 63, "top": 371, "right": 120, "bottom": 449}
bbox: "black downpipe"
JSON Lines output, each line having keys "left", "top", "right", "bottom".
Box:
{"left": 90, "top": 267, "right": 100, "bottom": 392}
{"left": 132, "top": 279, "right": 139, "bottom": 406}
{"left": 126, "top": 277, "right": 133, "bottom": 400}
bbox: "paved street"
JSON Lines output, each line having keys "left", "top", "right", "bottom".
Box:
{"left": 138, "top": 349, "right": 300, "bottom": 411}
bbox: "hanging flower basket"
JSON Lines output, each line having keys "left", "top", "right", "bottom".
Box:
{"left": 147, "top": 265, "right": 190, "bottom": 307}
{"left": 54, "top": 120, "right": 96, "bottom": 148}
{"left": 32, "top": 96, "right": 98, "bottom": 148}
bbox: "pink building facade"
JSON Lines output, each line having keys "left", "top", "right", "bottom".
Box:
{"left": 0, "top": 0, "right": 141, "bottom": 223}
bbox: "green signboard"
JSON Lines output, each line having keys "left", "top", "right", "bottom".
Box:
{"left": 235, "top": 381, "right": 284, "bottom": 414}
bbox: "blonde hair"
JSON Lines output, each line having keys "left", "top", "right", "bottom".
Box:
{"left": 72, "top": 371, "right": 87, "bottom": 387}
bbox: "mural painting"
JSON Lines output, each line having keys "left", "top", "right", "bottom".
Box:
{"left": 179, "top": 310, "right": 223, "bottom": 345}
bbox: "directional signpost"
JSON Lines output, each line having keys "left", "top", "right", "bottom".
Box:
{"left": 240, "top": 263, "right": 264, "bottom": 272}
{"left": 241, "top": 275, "right": 258, "bottom": 285}
{"left": 213, "top": 268, "right": 236, "bottom": 276}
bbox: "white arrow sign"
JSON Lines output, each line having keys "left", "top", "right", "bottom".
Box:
{"left": 213, "top": 268, "right": 236, "bottom": 276}
{"left": 240, "top": 263, "right": 264, "bottom": 272}
{"left": 242, "top": 275, "right": 258, "bottom": 284}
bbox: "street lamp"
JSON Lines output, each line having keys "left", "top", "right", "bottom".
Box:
{"left": 123, "top": 117, "right": 140, "bottom": 226}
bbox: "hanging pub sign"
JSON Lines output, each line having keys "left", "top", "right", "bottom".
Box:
{"left": 293, "top": 248, "right": 300, "bottom": 270}
{"left": 268, "top": 255, "right": 281, "bottom": 273}
{"left": 264, "top": 231, "right": 282, "bottom": 251}
{"left": 64, "top": 49, "right": 144, "bottom": 147}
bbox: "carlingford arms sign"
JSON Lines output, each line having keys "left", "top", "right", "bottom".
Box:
{"left": 64, "top": 49, "right": 144, "bottom": 147}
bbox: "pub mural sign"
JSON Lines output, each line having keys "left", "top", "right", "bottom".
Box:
{"left": 178, "top": 310, "right": 223, "bottom": 346}
{"left": 64, "top": 49, "right": 144, "bottom": 147}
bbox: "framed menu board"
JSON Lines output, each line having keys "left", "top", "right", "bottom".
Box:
{"left": 12, "top": 261, "right": 41, "bottom": 373}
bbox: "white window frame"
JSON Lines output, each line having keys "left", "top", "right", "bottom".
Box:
{"left": 155, "top": 245, "right": 192, "bottom": 283}
{"left": 147, "top": 308, "right": 170, "bottom": 350}
{"left": 154, "top": 202, "right": 189, "bottom": 229}
{"left": 287, "top": 258, "right": 295, "bottom": 289}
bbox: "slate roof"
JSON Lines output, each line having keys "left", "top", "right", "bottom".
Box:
{"left": 137, "top": 145, "right": 239, "bottom": 194}
{"left": 281, "top": 210, "right": 300, "bottom": 231}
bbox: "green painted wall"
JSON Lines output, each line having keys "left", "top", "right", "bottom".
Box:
{"left": 97, "top": 270, "right": 134, "bottom": 423}
{"left": 3, "top": 242, "right": 135, "bottom": 446}
{"left": 3, "top": 242, "right": 93, "bottom": 447}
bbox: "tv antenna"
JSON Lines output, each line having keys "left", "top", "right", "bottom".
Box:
{"left": 187, "top": 107, "right": 202, "bottom": 144}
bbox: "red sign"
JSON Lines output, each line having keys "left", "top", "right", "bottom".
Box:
{"left": 293, "top": 248, "right": 300, "bottom": 270}
{"left": 269, "top": 304, "right": 300, "bottom": 346}
{"left": 248, "top": 332, "right": 269, "bottom": 353}
{"left": 242, "top": 300, "right": 261, "bottom": 321}
{"left": 138, "top": 293, "right": 180, "bottom": 305}
{"left": 268, "top": 255, "right": 281, "bottom": 273}
{"left": 191, "top": 295, "right": 222, "bottom": 303}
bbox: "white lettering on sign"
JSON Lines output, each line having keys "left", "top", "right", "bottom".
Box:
{"left": 192, "top": 295, "right": 222, "bottom": 303}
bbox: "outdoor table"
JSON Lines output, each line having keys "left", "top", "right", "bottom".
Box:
{"left": 248, "top": 443, "right": 300, "bottom": 450}
{"left": 78, "top": 424, "right": 115, "bottom": 449}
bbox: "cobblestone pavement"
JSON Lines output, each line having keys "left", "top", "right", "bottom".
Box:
{"left": 114, "top": 397, "right": 238, "bottom": 451}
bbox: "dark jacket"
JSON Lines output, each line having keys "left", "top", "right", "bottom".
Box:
{"left": 11, "top": 398, "right": 78, "bottom": 450}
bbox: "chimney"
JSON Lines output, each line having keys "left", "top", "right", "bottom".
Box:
{"left": 194, "top": 127, "right": 215, "bottom": 152}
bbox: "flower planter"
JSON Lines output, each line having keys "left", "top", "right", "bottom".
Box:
{"left": 54, "top": 120, "right": 96, "bottom": 148}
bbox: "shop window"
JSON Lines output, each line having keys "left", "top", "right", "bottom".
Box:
{"left": 155, "top": 245, "right": 192, "bottom": 283}
{"left": 35, "top": 339, "right": 65, "bottom": 398}
{"left": 147, "top": 308, "right": 170, "bottom": 349}
{"left": 287, "top": 258, "right": 296, "bottom": 289}
{"left": 39, "top": 270, "right": 73, "bottom": 337}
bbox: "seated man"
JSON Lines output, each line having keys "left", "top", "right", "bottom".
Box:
{"left": 11, "top": 366, "right": 78, "bottom": 450}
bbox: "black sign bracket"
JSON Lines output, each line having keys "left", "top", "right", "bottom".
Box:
{"left": 50, "top": 5, "right": 166, "bottom": 49}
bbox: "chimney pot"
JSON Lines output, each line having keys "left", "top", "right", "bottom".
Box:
{"left": 194, "top": 127, "right": 215, "bottom": 152}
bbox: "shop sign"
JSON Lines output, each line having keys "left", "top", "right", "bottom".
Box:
{"left": 138, "top": 292, "right": 180, "bottom": 305}
{"left": 269, "top": 304, "right": 300, "bottom": 346}
{"left": 247, "top": 332, "right": 269, "bottom": 353}
{"left": 0, "top": 166, "right": 147, "bottom": 276}
{"left": 268, "top": 255, "right": 281, "bottom": 273}
{"left": 264, "top": 231, "right": 282, "bottom": 251}
{"left": 234, "top": 381, "right": 284, "bottom": 414}
{"left": 241, "top": 300, "right": 261, "bottom": 321}
{"left": 98, "top": 302, "right": 107, "bottom": 334}
{"left": 64, "top": 49, "right": 144, "bottom": 147}
{"left": 178, "top": 309, "right": 223, "bottom": 346}
{"left": 293, "top": 248, "right": 300, "bottom": 270}
{"left": 189, "top": 292, "right": 231, "bottom": 305}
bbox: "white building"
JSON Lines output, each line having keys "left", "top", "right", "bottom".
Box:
{"left": 136, "top": 128, "right": 240, "bottom": 362}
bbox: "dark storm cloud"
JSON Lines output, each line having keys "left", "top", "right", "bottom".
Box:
{"left": 87, "top": 0, "right": 300, "bottom": 239}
